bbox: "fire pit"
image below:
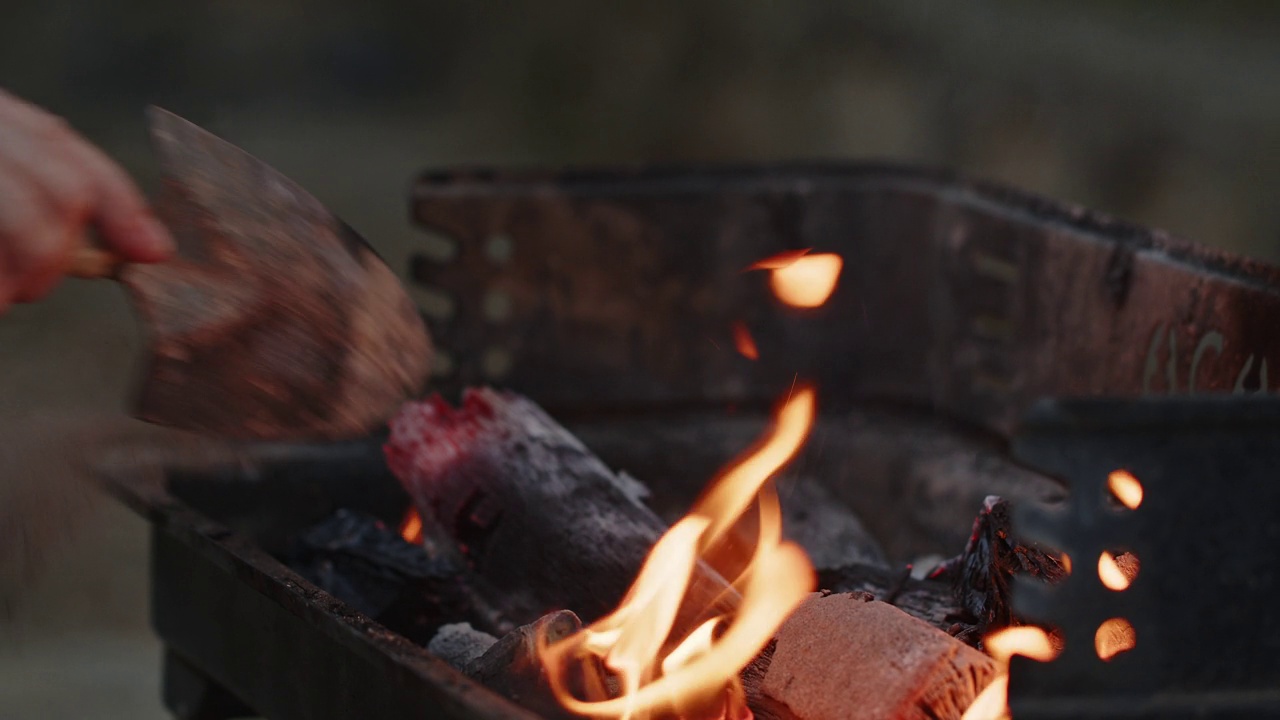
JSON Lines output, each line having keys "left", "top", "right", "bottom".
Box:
{"left": 101, "top": 164, "right": 1280, "bottom": 719}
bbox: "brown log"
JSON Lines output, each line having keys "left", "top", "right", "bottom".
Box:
{"left": 744, "top": 593, "right": 999, "bottom": 720}
{"left": 385, "top": 388, "right": 735, "bottom": 627}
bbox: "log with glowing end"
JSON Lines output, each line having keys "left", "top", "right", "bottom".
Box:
{"left": 538, "top": 388, "right": 819, "bottom": 720}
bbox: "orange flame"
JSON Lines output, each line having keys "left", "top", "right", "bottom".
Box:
{"left": 539, "top": 387, "right": 818, "bottom": 720}
{"left": 768, "top": 253, "right": 842, "bottom": 308}
{"left": 731, "top": 322, "right": 759, "bottom": 361}
{"left": 961, "top": 627, "right": 1060, "bottom": 720}
{"left": 400, "top": 508, "right": 424, "bottom": 545}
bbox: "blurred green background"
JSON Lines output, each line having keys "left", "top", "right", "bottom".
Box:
{"left": 0, "top": 2, "right": 1277, "bottom": 717}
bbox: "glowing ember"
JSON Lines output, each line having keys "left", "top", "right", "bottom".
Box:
{"left": 538, "top": 388, "right": 818, "bottom": 720}
{"left": 1059, "top": 552, "right": 1073, "bottom": 575}
{"left": 768, "top": 253, "right": 842, "bottom": 309}
{"left": 1107, "top": 470, "right": 1144, "bottom": 510}
{"left": 400, "top": 508, "right": 424, "bottom": 545}
{"left": 1095, "top": 618, "right": 1136, "bottom": 660}
{"left": 1097, "top": 551, "right": 1138, "bottom": 591}
{"left": 961, "top": 626, "right": 1060, "bottom": 720}
{"left": 732, "top": 322, "right": 759, "bottom": 361}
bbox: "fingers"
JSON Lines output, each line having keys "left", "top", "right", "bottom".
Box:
{"left": 0, "top": 90, "right": 175, "bottom": 311}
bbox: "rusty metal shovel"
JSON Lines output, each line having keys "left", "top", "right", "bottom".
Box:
{"left": 65, "top": 108, "right": 432, "bottom": 441}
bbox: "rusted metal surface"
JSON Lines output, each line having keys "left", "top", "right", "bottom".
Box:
{"left": 411, "top": 164, "right": 1280, "bottom": 436}
{"left": 122, "top": 108, "right": 432, "bottom": 441}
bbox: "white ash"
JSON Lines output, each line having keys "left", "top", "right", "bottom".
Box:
{"left": 427, "top": 623, "right": 499, "bottom": 670}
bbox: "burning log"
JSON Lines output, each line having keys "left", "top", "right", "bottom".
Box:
{"left": 744, "top": 593, "right": 999, "bottom": 720}
{"left": 384, "top": 388, "right": 733, "bottom": 626}
{"left": 385, "top": 389, "right": 1003, "bottom": 719}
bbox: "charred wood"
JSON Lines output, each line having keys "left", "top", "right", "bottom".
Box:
{"left": 930, "top": 496, "right": 1069, "bottom": 644}
{"left": 289, "top": 509, "right": 510, "bottom": 642}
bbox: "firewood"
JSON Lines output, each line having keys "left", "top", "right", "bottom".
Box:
{"left": 384, "top": 388, "right": 734, "bottom": 627}
{"left": 463, "top": 610, "right": 584, "bottom": 720}
{"left": 744, "top": 593, "right": 999, "bottom": 720}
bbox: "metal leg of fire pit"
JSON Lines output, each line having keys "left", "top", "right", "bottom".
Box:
{"left": 163, "top": 649, "right": 257, "bottom": 720}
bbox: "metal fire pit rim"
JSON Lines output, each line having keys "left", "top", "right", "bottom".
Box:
{"left": 95, "top": 462, "right": 543, "bottom": 720}
{"left": 411, "top": 160, "right": 1280, "bottom": 290}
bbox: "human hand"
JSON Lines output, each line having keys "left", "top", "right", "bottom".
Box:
{"left": 0, "top": 90, "right": 174, "bottom": 312}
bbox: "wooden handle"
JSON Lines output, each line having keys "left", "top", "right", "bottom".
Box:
{"left": 68, "top": 245, "right": 123, "bottom": 279}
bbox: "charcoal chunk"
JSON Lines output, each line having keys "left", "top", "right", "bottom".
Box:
{"left": 289, "top": 509, "right": 500, "bottom": 643}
